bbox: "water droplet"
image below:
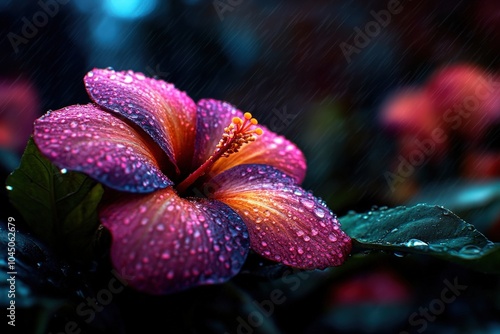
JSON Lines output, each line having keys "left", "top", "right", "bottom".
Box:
{"left": 264, "top": 210, "right": 271, "bottom": 217}
{"left": 166, "top": 270, "right": 174, "bottom": 279}
{"left": 300, "top": 198, "right": 315, "bottom": 209}
{"left": 303, "top": 235, "right": 311, "bottom": 242}
{"left": 261, "top": 241, "right": 268, "bottom": 247}
{"left": 5, "top": 185, "right": 13, "bottom": 191}
{"left": 390, "top": 228, "right": 398, "bottom": 233}
{"left": 311, "top": 228, "right": 318, "bottom": 236}
{"left": 60, "top": 168, "right": 68, "bottom": 174}
{"left": 328, "top": 234, "right": 337, "bottom": 242}
{"left": 296, "top": 230, "right": 305, "bottom": 237}
{"left": 459, "top": 245, "right": 482, "bottom": 257}
{"left": 393, "top": 252, "right": 406, "bottom": 258}
{"left": 297, "top": 247, "right": 304, "bottom": 254}
{"left": 429, "top": 244, "right": 448, "bottom": 252}
{"left": 124, "top": 75, "right": 133, "bottom": 83}
{"left": 156, "top": 224, "right": 165, "bottom": 231}
{"left": 313, "top": 207, "right": 325, "bottom": 218}
{"left": 406, "top": 239, "right": 428, "bottom": 248}
{"left": 161, "top": 251, "right": 171, "bottom": 260}
{"left": 70, "top": 121, "right": 78, "bottom": 128}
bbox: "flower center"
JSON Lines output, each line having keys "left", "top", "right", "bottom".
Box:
{"left": 176, "top": 112, "right": 263, "bottom": 194}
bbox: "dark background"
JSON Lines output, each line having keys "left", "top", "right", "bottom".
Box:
{"left": 1, "top": 0, "right": 500, "bottom": 333}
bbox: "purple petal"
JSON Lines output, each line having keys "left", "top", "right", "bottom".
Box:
{"left": 192, "top": 99, "right": 241, "bottom": 169}
{"left": 84, "top": 68, "right": 197, "bottom": 172}
{"left": 33, "top": 104, "right": 172, "bottom": 192}
{"left": 193, "top": 99, "right": 307, "bottom": 184}
{"left": 209, "top": 164, "right": 352, "bottom": 269}
{"left": 100, "top": 188, "right": 250, "bottom": 295}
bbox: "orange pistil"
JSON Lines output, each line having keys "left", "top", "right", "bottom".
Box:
{"left": 176, "top": 112, "right": 263, "bottom": 194}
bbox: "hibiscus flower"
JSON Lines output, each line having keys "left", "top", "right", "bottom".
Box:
{"left": 33, "top": 68, "right": 351, "bottom": 294}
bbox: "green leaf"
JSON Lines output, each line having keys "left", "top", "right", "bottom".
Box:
{"left": 6, "top": 138, "right": 103, "bottom": 258}
{"left": 340, "top": 204, "right": 499, "bottom": 274}
{"left": 408, "top": 181, "right": 500, "bottom": 234}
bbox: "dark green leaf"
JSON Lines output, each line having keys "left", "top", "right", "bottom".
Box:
{"left": 340, "top": 204, "right": 499, "bottom": 273}
{"left": 6, "top": 138, "right": 103, "bottom": 258}
{"left": 409, "top": 181, "right": 500, "bottom": 234}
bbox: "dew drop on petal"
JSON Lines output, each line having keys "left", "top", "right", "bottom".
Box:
{"left": 328, "top": 234, "right": 337, "bottom": 242}
{"left": 313, "top": 207, "right": 325, "bottom": 218}
{"left": 160, "top": 250, "right": 170, "bottom": 259}
{"left": 166, "top": 270, "right": 174, "bottom": 279}
{"left": 300, "top": 198, "right": 315, "bottom": 209}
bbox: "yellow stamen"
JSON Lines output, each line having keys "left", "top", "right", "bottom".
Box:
{"left": 176, "top": 112, "right": 263, "bottom": 194}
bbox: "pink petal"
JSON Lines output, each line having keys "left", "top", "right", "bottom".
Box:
{"left": 192, "top": 99, "right": 241, "bottom": 169}
{"left": 209, "top": 164, "right": 351, "bottom": 269}
{"left": 33, "top": 104, "right": 172, "bottom": 192}
{"left": 84, "top": 68, "right": 197, "bottom": 172}
{"left": 194, "top": 99, "right": 307, "bottom": 184}
{"left": 100, "top": 188, "right": 250, "bottom": 295}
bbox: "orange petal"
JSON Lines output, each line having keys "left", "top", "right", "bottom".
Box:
{"left": 209, "top": 164, "right": 351, "bottom": 269}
